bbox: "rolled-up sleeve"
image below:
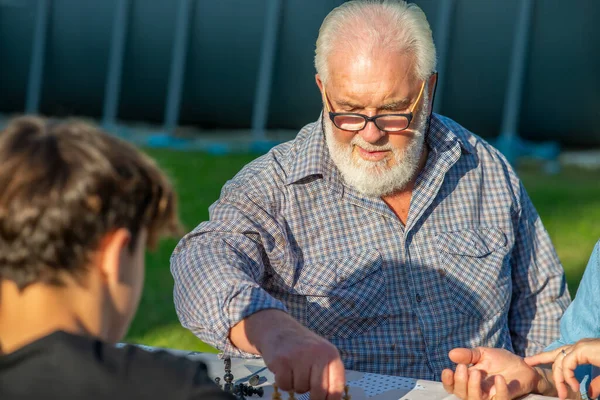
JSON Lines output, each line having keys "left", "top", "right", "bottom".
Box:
{"left": 170, "top": 192, "right": 288, "bottom": 357}
{"left": 508, "top": 182, "right": 571, "bottom": 356}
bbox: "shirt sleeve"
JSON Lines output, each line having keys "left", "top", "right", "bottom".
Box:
{"left": 548, "top": 239, "right": 600, "bottom": 347}
{"left": 544, "top": 239, "right": 600, "bottom": 391}
{"left": 508, "top": 181, "right": 571, "bottom": 356}
{"left": 171, "top": 191, "right": 289, "bottom": 358}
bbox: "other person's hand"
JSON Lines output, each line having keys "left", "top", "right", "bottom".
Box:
{"left": 525, "top": 339, "right": 600, "bottom": 400}
{"left": 441, "top": 347, "right": 539, "bottom": 400}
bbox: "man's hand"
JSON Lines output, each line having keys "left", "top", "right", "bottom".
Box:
{"left": 525, "top": 339, "right": 600, "bottom": 400}
{"left": 230, "top": 309, "right": 346, "bottom": 400}
{"left": 441, "top": 347, "right": 540, "bottom": 400}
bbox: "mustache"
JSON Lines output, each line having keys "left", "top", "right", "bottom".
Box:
{"left": 350, "top": 136, "right": 393, "bottom": 152}
{"left": 349, "top": 131, "right": 423, "bottom": 152}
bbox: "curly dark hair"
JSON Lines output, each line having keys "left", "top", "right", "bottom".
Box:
{"left": 0, "top": 116, "right": 183, "bottom": 289}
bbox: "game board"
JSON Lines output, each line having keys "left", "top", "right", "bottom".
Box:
{"left": 124, "top": 344, "right": 559, "bottom": 400}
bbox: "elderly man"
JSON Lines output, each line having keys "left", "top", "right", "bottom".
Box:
{"left": 171, "top": 1, "right": 569, "bottom": 399}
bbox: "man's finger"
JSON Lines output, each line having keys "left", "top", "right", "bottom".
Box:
{"left": 481, "top": 375, "right": 496, "bottom": 397}
{"left": 293, "top": 361, "right": 311, "bottom": 394}
{"left": 273, "top": 362, "right": 294, "bottom": 392}
{"left": 441, "top": 369, "right": 455, "bottom": 394}
{"left": 454, "top": 364, "right": 469, "bottom": 400}
{"left": 309, "top": 363, "right": 327, "bottom": 400}
{"left": 325, "top": 357, "right": 345, "bottom": 400}
{"left": 492, "top": 375, "right": 510, "bottom": 400}
{"left": 488, "top": 382, "right": 497, "bottom": 400}
{"left": 449, "top": 348, "right": 483, "bottom": 365}
{"left": 588, "top": 375, "right": 600, "bottom": 399}
{"left": 524, "top": 347, "right": 566, "bottom": 367}
{"left": 467, "top": 369, "right": 483, "bottom": 400}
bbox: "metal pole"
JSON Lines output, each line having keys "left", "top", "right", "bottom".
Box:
{"left": 498, "top": 0, "right": 535, "bottom": 162}
{"left": 25, "top": 0, "right": 50, "bottom": 114}
{"left": 251, "top": 0, "right": 283, "bottom": 143}
{"left": 102, "top": 0, "right": 130, "bottom": 131}
{"left": 432, "top": 0, "right": 455, "bottom": 114}
{"left": 163, "top": 0, "right": 193, "bottom": 134}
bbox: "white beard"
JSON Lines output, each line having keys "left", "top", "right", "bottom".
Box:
{"left": 325, "top": 101, "right": 428, "bottom": 198}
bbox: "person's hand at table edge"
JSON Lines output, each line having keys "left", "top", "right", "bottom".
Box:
{"left": 441, "top": 347, "right": 545, "bottom": 400}
{"left": 230, "top": 309, "right": 346, "bottom": 400}
{"left": 525, "top": 339, "right": 600, "bottom": 400}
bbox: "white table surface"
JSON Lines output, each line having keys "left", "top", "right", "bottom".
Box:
{"left": 123, "top": 344, "right": 559, "bottom": 400}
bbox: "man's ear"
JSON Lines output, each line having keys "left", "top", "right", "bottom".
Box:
{"left": 427, "top": 72, "right": 438, "bottom": 111}
{"left": 97, "top": 228, "right": 131, "bottom": 285}
{"left": 315, "top": 74, "right": 324, "bottom": 93}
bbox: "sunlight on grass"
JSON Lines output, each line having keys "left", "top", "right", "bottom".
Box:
{"left": 128, "top": 149, "right": 600, "bottom": 350}
{"left": 124, "top": 150, "right": 260, "bottom": 350}
{"left": 128, "top": 322, "right": 218, "bottom": 353}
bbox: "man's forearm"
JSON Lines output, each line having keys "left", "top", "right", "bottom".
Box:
{"left": 229, "top": 309, "right": 300, "bottom": 354}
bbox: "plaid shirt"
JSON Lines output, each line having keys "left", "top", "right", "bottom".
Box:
{"left": 171, "top": 113, "right": 570, "bottom": 381}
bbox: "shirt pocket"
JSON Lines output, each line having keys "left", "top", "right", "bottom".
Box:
{"left": 294, "top": 250, "right": 388, "bottom": 339}
{"left": 435, "top": 228, "right": 511, "bottom": 319}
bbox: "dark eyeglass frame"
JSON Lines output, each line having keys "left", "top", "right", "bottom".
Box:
{"left": 322, "top": 79, "right": 426, "bottom": 133}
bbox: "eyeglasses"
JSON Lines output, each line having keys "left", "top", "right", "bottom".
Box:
{"left": 322, "top": 80, "right": 426, "bottom": 132}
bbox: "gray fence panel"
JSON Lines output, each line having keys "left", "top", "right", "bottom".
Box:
{"left": 268, "top": 0, "right": 345, "bottom": 128}
{"left": 180, "top": 0, "right": 267, "bottom": 128}
{"left": 0, "top": 0, "right": 37, "bottom": 114}
{"left": 422, "top": 0, "right": 522, "bottom": 138}
{"left": 39, "top": 0, "right": 115, "bottom": 117}
{"left": 118, "top": 0, "right": 178, "bottom": 123}
{"left": 0, "top": 0, "right": 598, "bottom": 145}
{"left": 521, "top": 0, "right": 600, "bottom": 146}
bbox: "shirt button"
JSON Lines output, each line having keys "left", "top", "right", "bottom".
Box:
{"left": 416, "top": 294, "right": 423, "bottom": 303}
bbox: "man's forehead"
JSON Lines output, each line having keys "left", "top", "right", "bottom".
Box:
{"left": 327, "top": 47, "right": 415, "bottom": 79}
{"left": 326, "top": 50, "right": 417, "bottom": 95}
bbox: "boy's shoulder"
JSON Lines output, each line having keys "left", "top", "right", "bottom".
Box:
{"left": 0, "top": 331, "right": 233, "bottom": 400}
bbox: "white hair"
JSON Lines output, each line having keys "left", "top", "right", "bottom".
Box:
{"left": 315, "top": 0, "right": 437, "bottom": 83}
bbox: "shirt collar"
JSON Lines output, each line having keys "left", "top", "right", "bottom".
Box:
{"left": 427, "top": 113, "right": 475, "bottom": 156}
{"left": 285, "top": 113, "right": 343, "bottom": 187}
{"left": 285, "top": 112, "right": 474, "bottom": 186}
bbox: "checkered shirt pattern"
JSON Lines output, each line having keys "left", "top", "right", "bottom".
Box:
{"left": 171, "top": 113, "right": 570, "bottom": 381}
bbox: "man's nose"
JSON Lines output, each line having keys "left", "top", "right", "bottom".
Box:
{"left": 358, "top": 120, "right": 386, "bottom": 144}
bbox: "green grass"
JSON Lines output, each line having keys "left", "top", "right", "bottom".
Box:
{"left": 124, "top": 149, "right": 600, "bottom": 351}
{"left": 125, "top": 150, "right": 258, "bottom": 352}
{"left": 517, "top": 164, "right": 600, "bottom": 293}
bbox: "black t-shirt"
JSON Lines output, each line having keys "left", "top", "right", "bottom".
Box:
{"left": 0, "top": 331, "right": 236, "bottom": 400}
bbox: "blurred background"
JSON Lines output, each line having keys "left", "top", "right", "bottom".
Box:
{"left": 0, "top": 0, "right": 599, "bottom": 351}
